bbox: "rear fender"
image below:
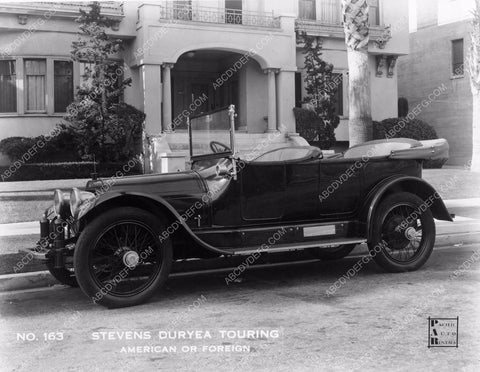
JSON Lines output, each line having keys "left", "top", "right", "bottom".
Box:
{"left": 362, "top": 176, "right": 452, "bottom": 239}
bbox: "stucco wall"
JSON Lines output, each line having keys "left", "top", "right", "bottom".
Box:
{"left": 376, "top": 0, "right": 409, "bottom": 56}
{"left": 369, "top": 54, "right": 399, "bottom": 121}
{"left": 0, "top": 116, "right": 62, "bottom": 140}
{"left": 397, "top": 20, "right": 472, "bottom": 165}
{"left": 244, "top": 60, "right": 268, "bottom": 133}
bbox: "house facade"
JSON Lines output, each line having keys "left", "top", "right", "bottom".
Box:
{"left": 0, "top": 0, "right": 408, "bottom": 171}
{"left": 397, "top": 0, "right": 474, "bottom": 166}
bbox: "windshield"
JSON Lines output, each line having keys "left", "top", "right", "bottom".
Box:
{"left": 189, "top": 106, "right": 234, "bottom": 158}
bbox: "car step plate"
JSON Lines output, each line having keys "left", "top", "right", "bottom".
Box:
{"left": 232, "top": 237, "right": 367, "bottom": 255}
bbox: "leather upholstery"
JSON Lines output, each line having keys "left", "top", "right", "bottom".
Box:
{"left": 251, "top": 146, "right": 322, "bottom": 163}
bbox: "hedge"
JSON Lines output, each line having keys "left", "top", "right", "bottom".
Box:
{"left": 0, "top": 161, "right": 143, "bottom": 182}
{"left": 0, "top": 132, "right": 80, "bottom": 163}
{"left": 373, "top": 118, "right": 447, "bottom": 168}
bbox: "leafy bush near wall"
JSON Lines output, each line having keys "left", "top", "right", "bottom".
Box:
{"left": 293, "top": 108, "right": 336, "bottom": 149}
{"left": 0, "top": 130, "right": 80, "bottom": 163}
{"left": 0, "top": 162, "right": 142, "bottom": 182}
{"left": 373, "top": 118, "right": 447, "bottom": 168}
{"left": 0, "top": 137, "right": 37, "bottom": 161}
{"left": 63, "top": 101, "right": 145, "bottom": 163}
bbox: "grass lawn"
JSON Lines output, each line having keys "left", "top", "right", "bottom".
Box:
{"left": 0, "top": 199, "right": 51, "bottom": 224}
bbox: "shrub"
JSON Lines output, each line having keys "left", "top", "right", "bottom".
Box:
{"left": 293, "top": 107, "right": 336, "bottom": 149}
{"left": 0, "top": 129, "right": 80, "bottom": 163}
{"left": 64, "top": 100, "right": 145, "bottom": 163}
{"left": 373, "top": 117, "right": 447, "bottom": 168}
{"left": 0, "top": 137, "right": 37, "bottom": 160}
{"left": 0, "top": 161, "right": 142, "bottom": 182}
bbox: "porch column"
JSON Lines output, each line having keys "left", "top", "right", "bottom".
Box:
{"left": 276, "top": 70, "right": 296, "bottom": 133}
{"left": 162, "top": 63, "right": 174, "bottom": 132}
{"left": 264, "top": 68, "right": 279, "bottom": 133}
{"left": 140, "top": 64, "right": 162, "bottom": 135}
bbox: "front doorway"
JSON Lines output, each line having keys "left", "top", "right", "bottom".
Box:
{"left": 171, "top": 50, "right": 242, "bottom": 130}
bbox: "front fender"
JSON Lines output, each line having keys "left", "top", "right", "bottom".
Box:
{"left": 362, "top": 176, "right": 453, "bottom": 239}
{"left": 78, "top": 191, "right": 233, "bottom": 256}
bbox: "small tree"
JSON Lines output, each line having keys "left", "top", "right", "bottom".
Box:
{"left": 468, "top": 0, "right": 480, "bottom": 171}
{"left": 297, "top": 32, "right": 340, "bottom": 148}
{"left": 64, "top": 2, "right": 144, "bottom": 162}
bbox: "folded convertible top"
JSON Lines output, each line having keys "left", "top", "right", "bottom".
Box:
{"left": 389, "top": 139, "right": 449, "bottom": 160}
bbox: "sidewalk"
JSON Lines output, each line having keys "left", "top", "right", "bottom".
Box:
{"left": 0, "top": 178, "right": 90, "bottom": 194}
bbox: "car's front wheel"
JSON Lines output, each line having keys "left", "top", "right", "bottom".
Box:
{"left": 369, "top": 192, "right": 435, "bottom": 272}
{"left": 74, "top": 207, "right": 172, "bottom": 308}
{"left": 46, "top": 261, "right": 78, "bottom": 287}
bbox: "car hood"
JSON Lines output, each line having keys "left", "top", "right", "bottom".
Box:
{"left": 85, "top": 170, "right": 207, "bottom": 197}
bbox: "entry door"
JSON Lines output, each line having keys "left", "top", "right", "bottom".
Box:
{"left": 191, "top": 83, "right": 209, "bottom": 115}
{"left": 215, "top": 80, "right": 240, "bottom": 128}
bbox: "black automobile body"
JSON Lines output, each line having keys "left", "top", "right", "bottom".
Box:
{"left": 25, "top": 105, "right": 453, "bottom": 308}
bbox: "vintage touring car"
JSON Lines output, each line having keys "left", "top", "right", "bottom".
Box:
{"left": 25, "top": 105, "right": 453, "bottom": 308}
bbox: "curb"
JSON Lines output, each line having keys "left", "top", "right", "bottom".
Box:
{"left": 1, "top": 231, "right": 479, "bottom": 293}
{"left": 0, "top": 271, "right": 58, "bottom": 292}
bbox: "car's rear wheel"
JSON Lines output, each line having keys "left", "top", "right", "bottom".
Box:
{"left": 74, "top": 207, "right": 172, "bottom": 308}
{"left": 369, "top": 192, "right": 435, "bottom": 272}
{"left": 310, "top": 244, "right": 356, "bottom": 260}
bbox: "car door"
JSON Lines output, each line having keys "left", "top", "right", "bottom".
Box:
{"left": 240, "top": 162, "right": 286, "bottom": 221}
{"left": 319, "top": 159, "right": 362, "bottom": 216}
{"left": 283, "top": 160, "right": 320, "bottom": 221}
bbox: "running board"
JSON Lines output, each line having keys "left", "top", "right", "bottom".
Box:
{"left": 229, "top": 237, "right": 366, "bottom": 255}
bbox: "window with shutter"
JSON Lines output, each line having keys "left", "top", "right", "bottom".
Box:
{"left": 452, "top": 39, "right": 464, "bottom": 76}
{"left": 0, "top": 60, "right": 16, "bottom": 113}
{"left": 299, "top": 0, "right": 316, "bottom": 20}
{"left": 25, "top": 59, "right": 46, "bottom": 112}
{"left": 54, "top": 61, "right": 74, "bottom": 113}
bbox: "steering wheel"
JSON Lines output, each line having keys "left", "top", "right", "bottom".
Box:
{"left": 210, "top": 141, "right": 232, "bottom": 153}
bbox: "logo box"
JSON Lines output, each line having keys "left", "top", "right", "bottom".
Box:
{"left": 428, "top": 317, "right": 459, "bottom": 348}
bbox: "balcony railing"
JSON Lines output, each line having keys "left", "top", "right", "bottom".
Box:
{"left": 296, "top": 0, "right": 385, "bottom": 41}
{"left": 159, "top": 3, "right": 281, "bottom": 29}
{"left": 0, "top": 1, "right": 124, "bottom": 19}
{"left": 297, "top": 0, "right": 379, "bottom": 26}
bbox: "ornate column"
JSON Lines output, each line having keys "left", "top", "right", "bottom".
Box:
{"left": 162, "top": 63, "right": 174, "bottom": 132}
{"left": 264, "top": 68, "right": 279, "bottom": 132}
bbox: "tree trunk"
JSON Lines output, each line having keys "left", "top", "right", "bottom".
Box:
{"left": 342, "top": 0, "right": 372, "bottom": 147}
{"left": 347, "top": 48, "right": 372, "bottom": 146}
{"left": 469, "top": 0, "right": 480, "bottom": 171}
{"left": 472, "top": 91, "right": 480, "bottom": 171}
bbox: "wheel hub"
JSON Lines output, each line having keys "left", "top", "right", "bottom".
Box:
{"left": 122, "top": 250, "right": 140, "bottom": 268}
{"left": 404, "top": 227, "right": 418, "bottom": 241}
